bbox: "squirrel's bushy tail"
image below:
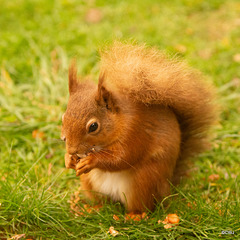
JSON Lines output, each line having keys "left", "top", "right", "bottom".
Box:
{"left": 100, "top": 41, "right": 217, "bottom": 163}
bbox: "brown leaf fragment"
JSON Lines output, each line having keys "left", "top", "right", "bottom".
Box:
{"left": 10, "top": 234, "right": 26, "bottom": 240}
{"left": 158, "top": 213, "right": 180, "bottom": 229}
{"left": 48, "top": 163, "right": 52, "bottom": 176}
{"left": 32, "top": 129, "right": 45, "bottom": 139}
{"left": 232, "top": 78, "right": 240, "bottom": 87}
{"left": 108, "top": 226, "right": 119, "bottom": 237}
{"left": 125, "top": 212, "right": 141, "bottom": 221}
{"left": 164, "top": 223, "right": 173, "bottom": 229}
{"left": 166, "top": 214, "right": 180, "bottom": 224}
{"left": 158, "top": 219, "right": 168, "bottom": 224}
{"left": 141, "top": 212, "right": 148, "bottom": 219}
{"left": 233, "top": 53, "right": 240, "bottom": 62}
{"left": 187, "top": 201, "right": 196, "bottom": 209}
{"left": 174, "top": 44, "right": 187, "bottom": 53}
{"left": 45, "top": 153, "right": 53, "bottom": 159}
{"left": 113, "top": 214, "right": 120, "bottom": 221}
{"left": 208, "top": 174, "right": 220, "bottom": 182}
{"left": 85, "top": 8, "right": 102, "bottom": 23}
{"left": 198, "top": 49, "right": 212, "bottom": 59}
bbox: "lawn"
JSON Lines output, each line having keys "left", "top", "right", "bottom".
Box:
{"left": 0, "top": 0, "right": 240, "bottom": 239}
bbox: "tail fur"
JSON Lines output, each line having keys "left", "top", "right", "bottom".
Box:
{"left": 99, "top": 41, "right": 217, "bottom": 164}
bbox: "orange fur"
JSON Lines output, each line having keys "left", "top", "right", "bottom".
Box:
{"left": 61, "top": 41, "right": 217, "bottom": 213}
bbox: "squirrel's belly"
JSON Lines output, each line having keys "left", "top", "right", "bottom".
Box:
{"left": 88, "top": 169, "right": 133, "bottom": 204}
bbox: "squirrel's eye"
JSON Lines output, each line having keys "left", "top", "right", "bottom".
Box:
{"left": 88, "top": 122, "right": 98, "bottom": 133}
{"left": 86, "top": 118, "right": 100, "bottom": 134}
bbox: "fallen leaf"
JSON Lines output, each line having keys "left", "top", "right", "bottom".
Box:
{"left": 50, "top": 49, "right": 60, "bottom": 74}
{"left": 198, "top": 49, "right": 212, "bottom": 59}
{"left": 158, "top": 219, "right": 168, "bottom": 225}
{"left": 231, "top": 173, "right": 237, "bottom": 179}
{"left": 166, "top": 214, "right": 180, "bottom": 224}
{"left": 234, "top": 18, "right": 240, "bottom": 26}
{"left": 48, "top": 163, "right": 52, "bottom": 176}
{"left": 45, "top": 153, "right": 53, "bottom": 159}
{"left": 210, "top": 182, "right": 218, "bottom": 186}
{"left": 108, "top": 226, "right": 119, "bottom": 237}
{"left": 32, "top": 129, "right": 45, "bottom": 139}
{"left": 125, "top": 212, "right": 141, "bottom": 221}
{"left": 141, "top": 212, "right": 148, "bottom": 219}
{"left": 85, "top": 8, "right": 102, "bottom": 23}
{"left": 125, "top": 212, "right": 147, "bottom": 221}
{"left": 1, "top": 176, "right": 6, "bottom": 181}
{"left": 232, "top": 78, "right": 240, "bottom": 87}
{"left": 1, "top": 68, "right": 13, "bottom": 83}
{"left": 174, "top": 44, "right": 187, "bottom": 53}
{"left": 208, "top": 174, "right": 220, "bottom": 182}
{"left": 185, "top": 28, "right": 193, "bottom": 35}
{"left": 187, "top": 201, "right": 196, "bottom": 209}
{"left": 164, "top": 223, "right": 172, "bottom": 229}
{"left": 233, "top": 53, "right": 240, "bottom": 62}
{"left": 158, "top": 213, "right": 180, "bottom": 229}
{"left": 10, "top": 234, "right": 26, "bottom": 240}
{"left": 113, "top": 214, "right": 120, "bottom": 221}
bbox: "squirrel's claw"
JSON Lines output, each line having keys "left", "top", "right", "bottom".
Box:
{"left": 76, "top": 166, "right": 91, "bottom": 176}
{"left": 76, "top": 156, "right": 95, "bottom": 176}
{"left": 65, "top": 153, "right": 77, "bottom": 169}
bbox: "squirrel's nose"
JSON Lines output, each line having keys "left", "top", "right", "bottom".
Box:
{"left": 66, "top": 146, "right": 78, "bottom": 155}
{"left": 67, "top": 149, "right": 77, "bottom": 155}
{"left": 67, "top": 145, "right": 86, "bottom": 156}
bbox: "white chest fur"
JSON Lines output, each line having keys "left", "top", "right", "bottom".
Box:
{"left": 88, "top": 169, "right": 132, "bottom": 204}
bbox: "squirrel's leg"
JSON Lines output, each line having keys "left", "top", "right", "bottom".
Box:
{"left": 126, "top": 159, "right": 175, "bottom": 213}
{"left": 80, "top": 174, "right": 94, "bottom": 200}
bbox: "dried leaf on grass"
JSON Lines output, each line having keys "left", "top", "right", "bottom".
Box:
{"left": 233, "top": 53, "right": 240, "bottom": 62}
{"left": 125, "top": 212, "right": 147, "bottom": 221}
{"left": 48, "top": 163, "right": 52, "bottom": 176}
{"left": 174, "top": 44, "right": 187, "bottom": 53}
{"left": 85, "top": 8, "right": 102, "bottom": 23}
{"left": 158, "top": 213, "right": 180, "bottom": 229}
{"left": 113, "top": 214, "right": 120, "bottom": 221}
{"left": 108, "top": 226, "right": 119, "bottom": 237}
{"left": 10, "top": 234, "right": 26, "bottom": 240}
{"left": 208, "top": 174, "right": 220, "bottom": 182}
{"left": 166, "top": 214, "right": 180, "bottom": 224}
{"left": 163, "top": 223, "right": 172, "bottom": 229}
{"left": 187, "top": 201, "right": 196, "bottom": 209}
{"left": 69, "top": 189, "right": 102, "bottom": 216}
{"left": 32, "top": 129, "right": 45, "bottom": 139}
{"left": 45, "top": 153, "right": 53, "bottom": 159}
{"left": 198, "top": 49, "right": 213, "bottom": 59}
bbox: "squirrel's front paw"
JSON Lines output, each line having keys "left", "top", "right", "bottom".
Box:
{"left": 76, "top": 155, "right": 96, "bottom": 176}
{"left": 65, "top": 153, "right": 79, "bottom": 169}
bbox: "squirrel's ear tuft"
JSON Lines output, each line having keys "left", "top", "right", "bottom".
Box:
{"left": 96, "top": 72, "right": 118, "bottom": 112}
{"left": 68, "top": 59, "right": 79, "bottom": 94}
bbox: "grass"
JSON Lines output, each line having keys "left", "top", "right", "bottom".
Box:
{"left": 0, "top": 0, "right": 239, "bottom": 239}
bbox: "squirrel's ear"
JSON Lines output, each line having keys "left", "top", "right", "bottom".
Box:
{"left": 68, "top": 60, "right": 79, "bottom": 95}
{"left": 96, "top": 72, "right": 118, "bottom": 112}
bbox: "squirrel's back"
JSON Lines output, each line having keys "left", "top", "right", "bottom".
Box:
{"left": 99, "top": 41, "right": 217, "bottom": 164}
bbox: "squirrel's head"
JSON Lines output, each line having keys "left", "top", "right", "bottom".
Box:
{"left": 61, "top": 62, "right": 125, "bottom": 156}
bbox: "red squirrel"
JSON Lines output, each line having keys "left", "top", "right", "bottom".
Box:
{"left": 61, "top": 42, "right": 216, "bottom": 213}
